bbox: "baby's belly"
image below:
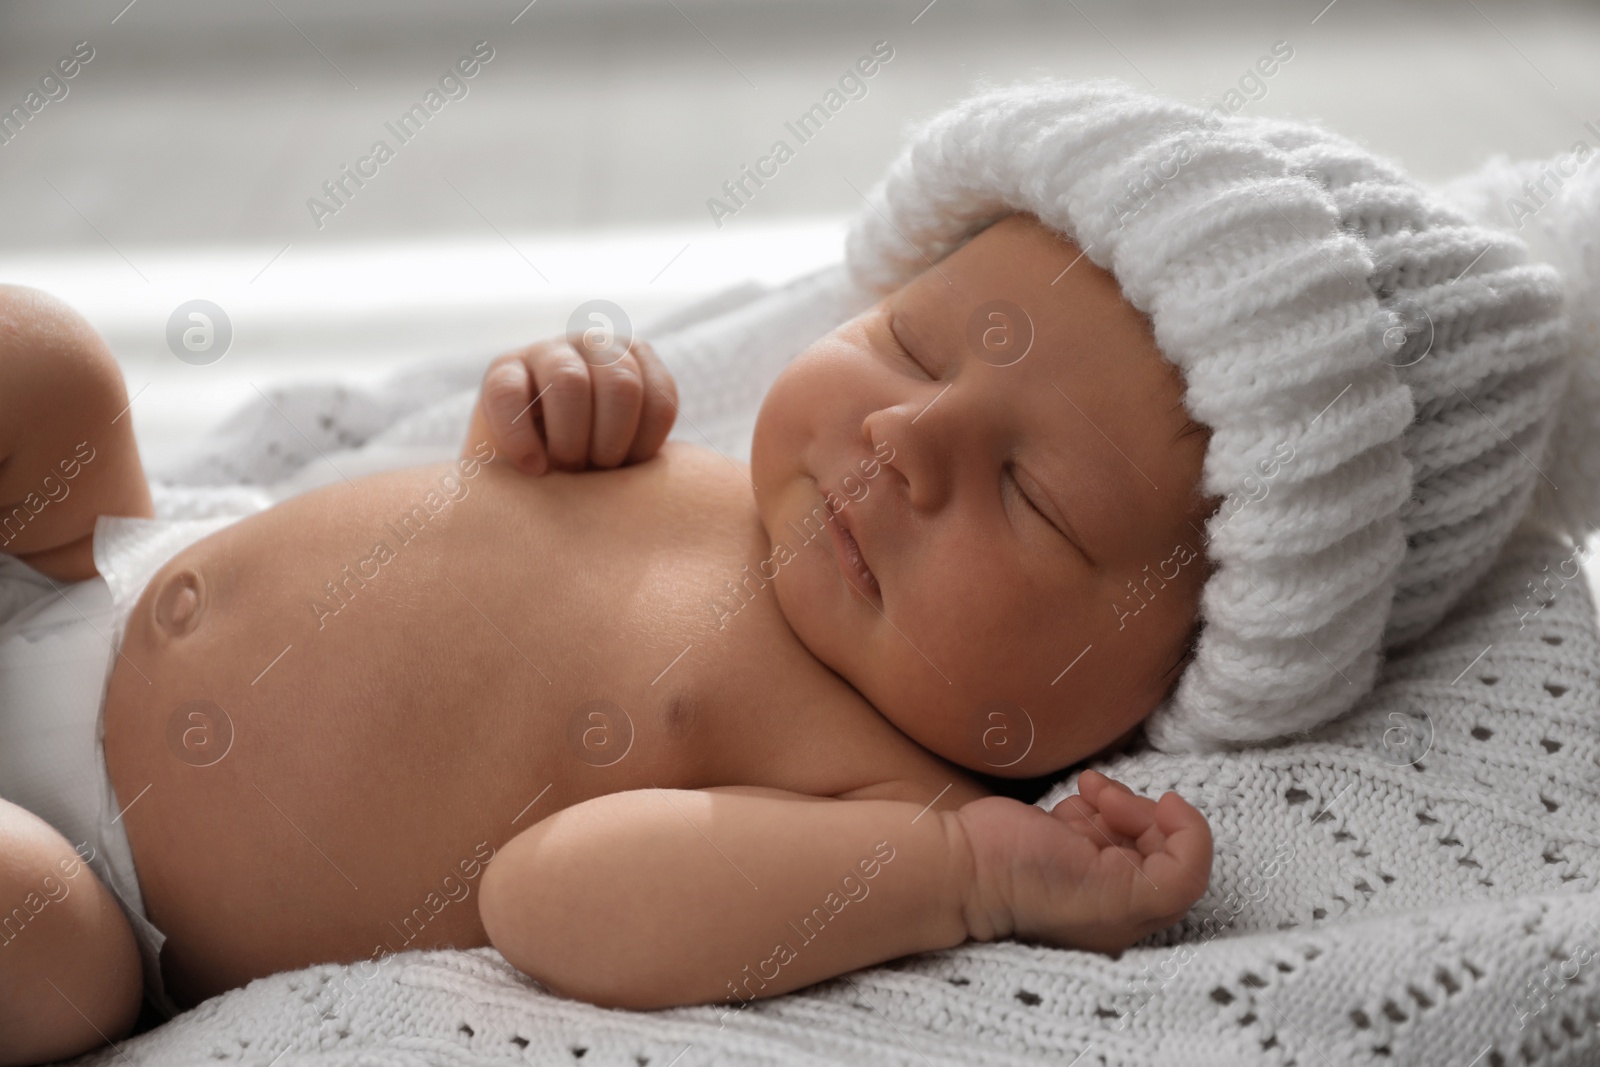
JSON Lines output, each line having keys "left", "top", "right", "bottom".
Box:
{"left": 103, "top": 446, "right": 759, "bottom": 1005}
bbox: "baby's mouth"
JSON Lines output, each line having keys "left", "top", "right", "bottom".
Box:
{"left": 825, "top": 507, "right": 881, "bottom": 602}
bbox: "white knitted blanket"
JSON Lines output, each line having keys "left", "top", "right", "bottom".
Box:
{"left": 71, "top": 161, "right": 1600, "bottom": 1067}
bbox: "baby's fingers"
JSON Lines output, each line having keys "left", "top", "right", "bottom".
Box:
{"left": 1153, "top": 791, "right": 1211, "bottom": 849}
{"left": 528, "top": 342, "right": 593, "bottom": 471}
{"left": 1142, "top": 792, "right": 1214, "bottom": 903}
{"left": 1090, "top": 780, "right": 1162, "bottom": 842}
{"left": 1073, "top": 771, "right": 1153, "bottom": 837}
{"left": 585, "top": 348, "right": 644, "bottom": 468}
{"left": 481, "top": 355, "right": 548, "bottom": 475}
{"left": 1056, "top": 792, "right": 1139, "bottom": 851}
{"left": 627, "top": 341, "right": 678, "bottom": 464}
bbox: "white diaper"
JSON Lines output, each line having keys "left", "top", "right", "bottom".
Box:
{"left": 0, "top": 512, "right": 241, "bottom": 1019}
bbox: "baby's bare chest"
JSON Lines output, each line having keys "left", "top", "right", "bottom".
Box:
{"left": 110, "top": 448, "right": 917, "bottom": 1001}
{"left": 429, "top": 446, "right": 837, "bottom": 787}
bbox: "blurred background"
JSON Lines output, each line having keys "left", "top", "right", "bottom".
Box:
{"left": 1, "top": 0, "right": 1597, "bottom": 469}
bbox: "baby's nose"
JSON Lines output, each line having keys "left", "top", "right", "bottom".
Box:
{"left": 863, "top": 400, "right": 954, "bottom": 514}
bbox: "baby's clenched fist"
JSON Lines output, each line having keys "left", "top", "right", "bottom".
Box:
{"left": 466, "top": 334, "right": 679, "bottom": 474}
{"left": 953, "top": 769, "right": 1213, "bottom": 956}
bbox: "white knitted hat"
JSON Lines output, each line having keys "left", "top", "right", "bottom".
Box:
{"left": 845, "top": 79, "right": 1573, "bottom": 755}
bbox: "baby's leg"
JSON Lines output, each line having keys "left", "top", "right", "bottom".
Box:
{"left": 0, "top": 284, "right": 152, "bottom": 583}
{"left": 0, "top": 797, "right": 142, "bottom": 1066}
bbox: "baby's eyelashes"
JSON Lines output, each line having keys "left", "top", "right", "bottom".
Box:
{"left": 883, "top": 318, "right": 934, "bottom": 379}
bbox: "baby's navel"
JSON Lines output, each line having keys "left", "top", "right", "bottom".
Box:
{"left": 153, "top": 569, "right": 205, "bottom": 636}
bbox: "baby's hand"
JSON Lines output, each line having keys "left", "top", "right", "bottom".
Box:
{"left": 956, "top": 769, "right": 1212, "bottom": 956}
{"left": 468, "top": 335, "right": 679, "bottom": 474}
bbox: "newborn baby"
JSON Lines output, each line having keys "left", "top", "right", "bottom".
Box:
{"left": 0, "top": 212, "right": 1216, "bottom": 1062}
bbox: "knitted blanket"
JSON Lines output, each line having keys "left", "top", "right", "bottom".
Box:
{"left": 71, "top": 163, "right": 1600, "bottom": 1067}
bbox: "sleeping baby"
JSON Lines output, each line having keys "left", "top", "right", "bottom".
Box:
{"left": 1, "top": 78, "right": 1573, "bottom": 1064}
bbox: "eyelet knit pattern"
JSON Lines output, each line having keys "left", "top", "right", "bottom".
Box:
{"left": 843, "top": 79, "right": 1572, "bottom": 756}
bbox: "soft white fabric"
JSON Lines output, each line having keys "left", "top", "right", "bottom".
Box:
{"left": 0, "top": 562, "right": 145, "bottom": 972}
{"left": 1435, "top": 150, "right": 1600, "bottom": 547}
{"left": 0, "top": 560, "right": 118, "bottom": 898}
{"left": 844, "top": 79, "right": 1578, "bottom": 756}
{"left": 0, "top": 514, "right": 248, "bottom": 1021}
{"left": 58, "top": 154, "right": 1600, "bottom": 1066}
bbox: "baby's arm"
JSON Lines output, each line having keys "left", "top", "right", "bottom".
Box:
{"left": 481, "top": 786, "right": 972, "bottom": 1009}
{"left": 0, "top": 797, "right": 143, "bottom": 1066}
{"left": 461, "top": 336, "right": 678, "bottom": 474}
{"left": 478, "top": 773, "right": 1211, "bottom": 1010}
{"left": 0, "top": 285, "right": 152, "bottom": 582}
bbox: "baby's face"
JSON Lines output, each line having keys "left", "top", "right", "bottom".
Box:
{"left": 751, "top": 213, "right": 1216, "bottom": 776}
